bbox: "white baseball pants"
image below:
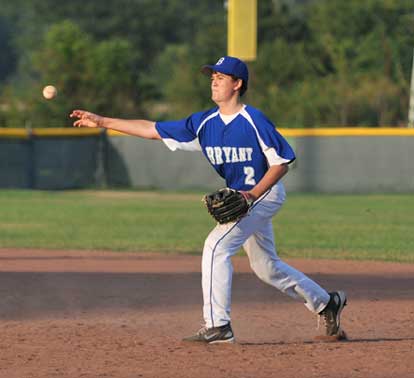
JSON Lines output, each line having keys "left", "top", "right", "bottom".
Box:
{"left": 202, "top": 182, "right": 330, "bottom": 328}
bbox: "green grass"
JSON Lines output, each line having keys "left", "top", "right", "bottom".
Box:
{"left": 275, "top": 193, "right": 414, "bottom": 262}
{"left": 0, "top": 190, "right": 413, "bottom": 263}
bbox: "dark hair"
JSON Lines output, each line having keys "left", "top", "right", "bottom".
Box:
{"left": 231, "top": 75, "right": 247, "bottom": 97}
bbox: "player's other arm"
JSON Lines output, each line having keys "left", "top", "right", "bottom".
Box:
{"left": 70, "top": 110, "right": 161, "bottom": 140}
{"left": 248, "top": 164, "right": 289, "bottom": 201}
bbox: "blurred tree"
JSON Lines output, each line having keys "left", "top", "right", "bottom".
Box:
{"left": 1, "top": 0, "right": 414, "bottom": 127}
{"left": 306, "top": 0, "right": 414, "bottom": 126}
{"left": 0, "top": 16, "right": 17, "bottom": 83}
{"left": 258, "top": 0, "right": 311, "bottom": 44}
{"left": 147, "top": 7, "right": 227, "bottom": 119}
{"left": 249, "top": 39, "right": 317, "bottom": 125}
{"left": 1, "top": 20, "right": 138, "bottom": 127}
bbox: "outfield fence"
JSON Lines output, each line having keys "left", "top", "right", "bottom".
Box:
{"left": 1, "top": 127, "right": 414, "bottom": 192}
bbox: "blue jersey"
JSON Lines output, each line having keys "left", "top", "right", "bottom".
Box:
{"left": 155, "top": 105, "right": 295, "bottom": 191}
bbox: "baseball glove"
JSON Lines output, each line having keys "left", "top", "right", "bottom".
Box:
{"left": 203, "top": 188, "right": 253, "bottom": 224}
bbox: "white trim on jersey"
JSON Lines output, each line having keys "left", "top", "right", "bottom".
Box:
{"left": 240, "top": 108, "right": 291, "bottom": 166}
{"left": 161, "top": 110, "right": 219, "bottom": 152}
{"left": 196, "top": 110, "right": 220, "bottom": 136}
{"left": 162, "top": 137, "right": 202, "bottom": 151}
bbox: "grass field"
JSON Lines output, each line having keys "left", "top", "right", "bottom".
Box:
{"left": 0, "top": 190, "right": 413, "bottom": 262}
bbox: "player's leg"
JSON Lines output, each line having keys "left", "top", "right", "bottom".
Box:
{"left": 184, "top": 184, "right": 345, "bottom": 342}
{"left": 243, "top": 221, "right": 330, "bottom": 314}
{"left": 182, "top": 222, "right": 244, "bottom": 343}
{"left": 195, "top": 184, "right": 286, "bottom": 334}
{"left": 242, "top": 188, "right": 347, "bottom": 336}
{"left": 200, "top": 222, "right": 246, "bottom": 329}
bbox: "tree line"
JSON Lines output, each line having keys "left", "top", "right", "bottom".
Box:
{"left": 1, "top": 0, "right": 413, "bottom": 128}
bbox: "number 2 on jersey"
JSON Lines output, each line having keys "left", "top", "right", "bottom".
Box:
{"left": 243, "top": 166, "right": 256, "bottom": 185}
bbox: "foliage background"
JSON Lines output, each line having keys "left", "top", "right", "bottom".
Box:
{"left": 1, "top": 0, "right": 414, "bottom": 128}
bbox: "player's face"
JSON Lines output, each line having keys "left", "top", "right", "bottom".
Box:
{"left": 210, "top": 72, "right": 241, "bottom": 104}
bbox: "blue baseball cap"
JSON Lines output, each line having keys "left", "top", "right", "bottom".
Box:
{"left": 202, "top": 56, "right": 249, "bottom": 95}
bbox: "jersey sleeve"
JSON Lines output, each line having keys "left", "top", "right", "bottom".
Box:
{"left": 155, "top": 111, "right": 208, "bottom": 152}
{"left": 243, "top": 107, "right": 296, "bottom": 166}
{"left": 260, "top": 124, "right": 296, "bottom": 166}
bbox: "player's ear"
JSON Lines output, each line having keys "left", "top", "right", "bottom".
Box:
{"left": 233, "top": 78, "right": 243, "bottom": 92}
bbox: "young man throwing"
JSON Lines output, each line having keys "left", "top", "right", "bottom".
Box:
{"left": 70, "top": 56, "right": 347, "bottom": 344}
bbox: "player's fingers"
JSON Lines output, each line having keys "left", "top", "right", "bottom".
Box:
{"left": 70, "top": 110, "right": 86, "bottom": 118}
{"left": 71, "top": 110, "right": 99, "bottom": 128}
{"left": 81, "top": 113, "right": 95, "bottom": 122}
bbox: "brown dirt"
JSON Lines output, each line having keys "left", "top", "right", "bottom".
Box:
{"left": 0, "top": 248, "right": 413, "bottom": 378}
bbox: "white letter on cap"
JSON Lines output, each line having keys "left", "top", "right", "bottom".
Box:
{"left": 216, "top": 57, "right": 224, "bottom": 65}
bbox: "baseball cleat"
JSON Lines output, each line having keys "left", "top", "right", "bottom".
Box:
{"left": 318, "top": 291, "right": 347, "bottom": 336}
{"left": 182, "top": 322, "right": 235, "bottom": 344}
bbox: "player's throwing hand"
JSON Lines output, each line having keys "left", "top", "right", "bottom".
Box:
{"left": 70, "top": 110, "right": 104, "bottom": 128}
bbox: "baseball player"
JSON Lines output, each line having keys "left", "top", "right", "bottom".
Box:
{"left": 70, "top": 56, "right": 347, "bottom": 344}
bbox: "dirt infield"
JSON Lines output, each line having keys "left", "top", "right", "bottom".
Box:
{"left": 0, "top": 249, "right": 413, "bottom": 378}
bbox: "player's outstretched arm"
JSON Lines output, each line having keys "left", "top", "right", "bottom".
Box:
{"left": 70, "top": 110, "right": 161, "bottom": 140}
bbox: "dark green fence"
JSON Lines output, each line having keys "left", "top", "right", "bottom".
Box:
{"left": 0, "top": 129, "right": 104, "bottom": 189}
{"left": 1, "top": 128, "right": 414, "bottom": 193}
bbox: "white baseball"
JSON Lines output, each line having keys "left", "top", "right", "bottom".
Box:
{"left": 42, "top": 85, "right": 57, "bottom": 100}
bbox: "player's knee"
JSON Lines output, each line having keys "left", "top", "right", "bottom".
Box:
{"left": 250, "top": 263, "right": 270, "bottom": 283}
{"left": 250, "top": 259, "right": 278, "bottom": 284}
